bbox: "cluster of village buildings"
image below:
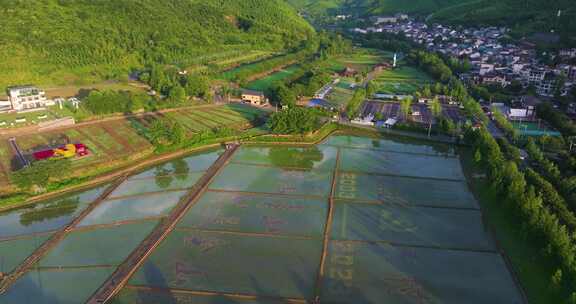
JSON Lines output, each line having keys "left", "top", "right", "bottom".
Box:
{"left": 352, "top": 15, "right": 576, "bottom": 103}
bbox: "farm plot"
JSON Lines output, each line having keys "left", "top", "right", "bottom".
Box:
{"left": 0, "top": 135, "right": 525, "bottom": 304}
{"left": 2, "top": 221, "right": 158, "bottom": 304}
{"left": 1, "top": 266, "right": 116, "bottom": 304}
{"left": 323, "top": 134, "right": 456, "bottom": 156}
{"left": 0, "top": 185, "right": 109, "bottom": 239}
{"left": 0, "top": 139, "right": 14, "bottom": 186}
{"left": 230, "top": 145, "right": 338, "bottom": 171}
{"left": 321, "top": 241, "right": 522, "bottom": 304}
{"left": 177, "top": 191, "right": 327, "bottom": 237}
{"left": 186, "top": 50, "right": 275, "bottom": 73}
{"left": 102, "top": 121, "right": 151, "bottom": 151}
{"left": 0, "top": 149, "right": 225, "bottom": 304}
{"left": 210, "top": 163, "right": 333, "bottom": 196}
{"left": 162, "top": 112, "right": 205, "bottom": 133}
{"left": 334, "top": 173, "right": 477, "bottom": 209}
{"left": 127, "top": 230, "right": 323, "bottom": 300}
{"left": 374, "top": 66, "right": 432, "bottom": 95}
{"left": 330, "top": 201, "right": 494, "bottom": 250}
{"left": 326, "top": 81, "right": 356, "bottom": 108}
{"left": 339, "top": 148, "right": 465, "bottom": 180}
{"left": 114, "top": 138, "right": 522, "bottom": 303}
{"left": 245, "top": 64, "right": 301, "bottom": 91}
{"left": 327, "top": 50, "right": 390, "bottom": 73}
{"left": 0, "top": 233, "right": 54, "bottom": 273}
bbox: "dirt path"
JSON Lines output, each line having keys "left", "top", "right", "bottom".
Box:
{"left": 86, "top": 145, "right": 239, "bottom": 304}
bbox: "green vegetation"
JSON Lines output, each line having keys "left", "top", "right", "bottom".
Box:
{"left": 466, "top": 126, "right": 576, "bottom": 303}
{"left": 82, "top": 90, "right": 149, "bottom": 115}
{"left": 246, "top": 65, "right": 302, "bottom": 91}
{"left": 267, "top": 107, "right": 321, "bottom": 134}
{"left": 12, "top": 159, "right": 71, "bottom": 192}
{"left": 0, "top": 0, "right": 314, "bottom": 90}
{"left": 491, "top": 107, "right": 519, "bottom": 140}
{"left": 537, "top": 103, "right": 576, "bottom": 137}
{"left": 220, "top": 49, "right": 313, "bottom": 84}
{"left": 429, "top": 0, "right": 576, "bottom": 46}
{"left": 373, "top": 66, "right": 432, "bottom": 95}
{"left": 346, "top": 87, "right": 367, "bottom": 118}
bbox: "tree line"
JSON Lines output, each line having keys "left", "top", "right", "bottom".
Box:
{"left": 468, "top": 126, "right": 576, "bottom": 300}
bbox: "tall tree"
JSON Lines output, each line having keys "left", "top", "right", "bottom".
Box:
{"left": 400, "top": 97, "right": 412, "bottom": 120}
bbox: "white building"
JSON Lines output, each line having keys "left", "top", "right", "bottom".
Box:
{"left": 8, "top": 86, "right": 54, "bottom": 111}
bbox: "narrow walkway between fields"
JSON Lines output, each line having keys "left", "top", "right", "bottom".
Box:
{"left": 86, "top": 144, "right": 239, "bottom": 304}
{"left": 0, "top": 175, "right": 128, "bottom": 293}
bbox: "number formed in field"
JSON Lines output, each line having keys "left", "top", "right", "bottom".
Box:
{"left": 327, "top": 242, "right": 356, "bottom": 295}
{"left": 338, "top": 172, "right": 357, "bottom": 199}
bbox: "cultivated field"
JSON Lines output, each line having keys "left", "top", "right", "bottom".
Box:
{"left": 326, "top": 49, "right": 393, "bottom": 74}
{"left": 326, "top": 78, "right": 357, "bottom": 108}
{"left": 0, "top": 135, "right": 524, "bottom": 303}
{"left": 373, "top": 66, "right": 432, "bottom": 95}
{"left": 0, "top": 150, "right": 223, "bottom": 303}
{"left": 0, "top": 104, "right": 266, "bottom": 189}
{"left": 186, "top": 50, "right": 276, "bottom": 73}
{"left": 109, "top": 135, "right": 522, "bottom": 304}
{"left": 245, "top": 65, "right": 301, "bottom": 91}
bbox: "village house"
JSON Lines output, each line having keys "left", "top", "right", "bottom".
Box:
{"left": 340, "top": 67, "right": 358, "bottom": 77}
{"left": 559, "top": 48, "right": 576, "bottom": 58}
{"left": 481, "top": 73, "right": 509, "bottom": 87}
{"left": 7, "top": 85, "right": 54, "bottom": 112}
{"left": 351, "top": 14, "right": 573, "bottom": 103}
{"left": 241, "top": 89, "right": 268, "bottom": 106}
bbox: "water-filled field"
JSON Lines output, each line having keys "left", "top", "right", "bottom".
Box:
{"left": 0, "top": 149, "right": 223, "bottom": 304}
{"left": 0, "top": 135, "right": 523, "bottom": 304}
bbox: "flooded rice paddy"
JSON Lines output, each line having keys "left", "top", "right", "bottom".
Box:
{"left": 0, "top": 135, "right": 523, "bottom": 304}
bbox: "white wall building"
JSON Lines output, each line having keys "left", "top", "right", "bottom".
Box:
{"left": 7, "top": 86, "right": 54, "bottom": 111}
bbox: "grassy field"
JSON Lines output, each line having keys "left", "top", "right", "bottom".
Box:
{"left": 218, "top": 53, "right": 296, "bottom": 81}
{"left": 186, "top": 50, "right": 277, "bottom": 74}
{"left": 326, "top": 78, "right": 357, "bottom": 108}
{"left": 325, "top": 49, "right": 393, "bottom": 74}
{"left": 245, "top": 65, "right": 301, "bottom": 91}
{"left": 373, "top": 66, "right": 432, "bottom": 95}
{"left": 0, "top": 104, "right": 266, "bottom": 190}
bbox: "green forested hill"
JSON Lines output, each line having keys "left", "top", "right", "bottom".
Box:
{"left": 345, "top": 0, "right": 467, "bottom": 15}
{"left": 287, "top": 0, "right": 468, "bottom": 17}
{"left": 289, "top": 0, "right": 575, "bottom": 46}
{"left": 429, "top": 0, "right": 576, "bottom": 44}
{"left": 0, "top": 0, "right": 314, "bottom": 90}
{"left": 286, "top": 0, "right": 345, "bottom": 16}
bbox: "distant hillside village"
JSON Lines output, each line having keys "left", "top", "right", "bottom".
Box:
{"left": 351, "top": 14, "right": 576, "bottom": 119}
